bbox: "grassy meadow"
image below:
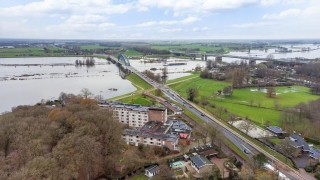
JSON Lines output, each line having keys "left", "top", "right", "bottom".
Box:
{"left": 151, "top": 44, "right": 230, "bottom": 54}
{"left": 169, "top": 77, "right": 320, "bottom": 126}
{"left": 0, "top": 47, "right": 66, "bottom": 58}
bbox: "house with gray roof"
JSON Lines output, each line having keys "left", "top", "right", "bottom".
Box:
{"left": 309, "top": 146, "right": 320, "bottom": 160}
{"left": 145, "top": 165, "right": 159, "bottom": 178}
{"left": 267, "top": 126, "right": 287, "bottom": 137}
{"left": 289, "top": 133, "right": 310, "bottom": 152}
{"left": 190, "top": 154, "right": 214, "bottom": 174}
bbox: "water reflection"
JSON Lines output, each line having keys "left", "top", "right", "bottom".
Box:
{"left": 0, "top": 57, "right": 136, "bottom": 113}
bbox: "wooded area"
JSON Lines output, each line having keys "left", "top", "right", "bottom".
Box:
{"left": 0, "top": 96, "right": 126, "bottom": 180}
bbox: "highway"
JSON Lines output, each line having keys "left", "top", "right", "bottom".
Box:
{"left": 126, "top": 65, "right": 305, "bottom": 180}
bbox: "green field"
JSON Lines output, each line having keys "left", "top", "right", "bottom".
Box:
{"left": 109, "top": 73, "right": 152, "bottom": 101}
{"left": 117, "top": 94, "right": 155, "bottom": 106}
{"left": 169, "top": 77, "right": 320, "bottom": 126}
{"left": 166, "top": 72, "right": 199, "bottom": 84}
{"left": 126, "top": 73, "right": 152, "bottom": 90}
{"left": 125, "top": 49, "right": 143, "bottom": 56}
{"left": 151, "top": 44, "right": 230, "bottom": 54}
{"left": 0, "top": 47, "right": 66, "bottom": 58}
{"left": 79, "top": 45, "right": 104, "bottom": 50}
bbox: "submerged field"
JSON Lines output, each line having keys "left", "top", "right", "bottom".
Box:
{"left": 169, "top": 77, "right": 320, "bottom": 126}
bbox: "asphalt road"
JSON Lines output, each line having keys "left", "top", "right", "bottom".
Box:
{"left": 126, "top": 65, "right": 305, "bottom": 180}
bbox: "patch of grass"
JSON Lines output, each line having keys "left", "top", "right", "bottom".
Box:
{"left": 269, "top": 138, "right": 281, "bottom": 145}
{"left": 80, "top": 45, "right": 104, "bottom": 50}
{"left": 224, "top": 138, "right": 248, "bottom": 161}
{"left": 131, "top": 174, "right": 148, "bottom": 180}
{"left": 174, "top": 170, "right": 184, "bottom": 176}
{"left": 134, "top": 97, "right": 152, "bottom": 106}
{"left": 126, "top": 73, "right": 152, "bottom": 90}
{"left": 125, "top": 49, "right": 143, "bottom": 56}
{"left": 166, "top": 72, "right": 200, "bottom": 84}
{"left": 151, "top": 44, "right": 230, "bottom": 54}
{"left": 0, "top": 47, "right": 67, "bottom": 58}
{"left": 169, "top": 78, "right": 319, "bottom": 126}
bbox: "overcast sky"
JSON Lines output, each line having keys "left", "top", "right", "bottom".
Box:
{"left": 1, "top": 0, "right": 320, "bottom": 39}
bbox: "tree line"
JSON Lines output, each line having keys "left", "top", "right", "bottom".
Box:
{"left": 75, "top": 57, "right": 95, "bottom": 66}
{"left": 128, "top": 46, "right": 170, "bottom": 55}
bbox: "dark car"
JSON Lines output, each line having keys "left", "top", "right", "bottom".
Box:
{"left": 200, "top": 113, "right": 205, "bottom": 116}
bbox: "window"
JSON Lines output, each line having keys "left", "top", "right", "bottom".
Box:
{"left": 136, "top": 136, "right": 139, "bottom": 138}
{"left": 150, "top": 142, "right": 153, "bottom": 144}
{"left": 130, "top": 139, "right": 133, "bottom": 141}
{"left": 158, "top": 139, "right": 161, "bottom": 141}
{"left": 144, "top": 141, "right": 147, "bottom": 143}
{"left": 150, "top": 138, "right": 153, "bottom": 140}
{"left": 130, "top": 135, "right": 132, "bottom": 137}
{"left": 136, "top": 140, "right": 139, "bottom": 142}
{"left": 144, "top": 137, "right": 147, "bottom": 139}
{"left": 158, "top": 143, "right": 161, "bottom": 145}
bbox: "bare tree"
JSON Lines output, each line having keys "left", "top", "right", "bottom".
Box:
{"left": 275, "top": 138, "right": 297, "bottom": 162}
{"left": 239, "top": 120, "right": 256, "bottom": 135}
{"left": 94, "top": 94, "right": 104, "bottom": 101}
{"left": 257, "top": 100, "right": 263, "bottom": 108}
{"left": 249, "top": 99, "right": 254, "bottom": 106}
{"left": 80, "top": 88, "right": 93, "bottom": 99}
{"left": 274, "top": 100, "right": 280, "bottom": 110}
{"left": 228, "top": 113, "right": 238, "bottom": 125}
{"left": 216, "top": 107, "right": 224, "bottom": 119}
{"left": 266, "top": 87, "right": 276, "bottom": 98}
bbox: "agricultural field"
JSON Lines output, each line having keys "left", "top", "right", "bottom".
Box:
{"left": 79, "top": 45, "right": 104, "bottom": 50}
{"left": 151, "top": 44, "right": 230, "bottom": 54}
{"left": 169, "top": 77, "right": 320, "bottom": 126}
{"left": 125, "top": 49, "right": 143, "bottom": 56}
{"left": 0, "top": 47, "right": 66, "bottom": 58}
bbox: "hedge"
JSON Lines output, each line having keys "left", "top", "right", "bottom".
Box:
{"left": 305, "top": 138, "right": 320, "bottom": 145}
{"left": 315, "top": 174, "right": 320, "bottom": 180}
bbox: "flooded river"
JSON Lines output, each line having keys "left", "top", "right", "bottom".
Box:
{"left": 0, "top": 57, "right": 196, "bottom": 113}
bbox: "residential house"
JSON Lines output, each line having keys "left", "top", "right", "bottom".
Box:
{"left": 190, "top": 155, "right": 214, "bottom": 174}
{"left": 267, "top": 126, "right": 287, "bottom": 138}
{"left": 145, "top": 165, "right": 160, "bottom": 178}
{"left": 166, "top": 120, "right": 192, "bottom": 140}
{"left": 309, "top": 146, "right": 320, "bottom": 161}
{"left": 289, "top": 133, "right": 310, "bottom": 153}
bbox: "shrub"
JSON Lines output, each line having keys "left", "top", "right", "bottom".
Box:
{"left": 315, "top": 174, "right": 320, "bottom": 180}
{"left": 305, "top": 166, "right": 316, "bottom": 172}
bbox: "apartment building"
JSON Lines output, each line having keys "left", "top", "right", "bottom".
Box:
{"left": 110, "top": 103, "right": 167, "bottom": 128}
{"left": 122, "top": 129, "right": 179, "bottom": 151}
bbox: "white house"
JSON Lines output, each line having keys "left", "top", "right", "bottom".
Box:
{"left": 145, "top": 165, "right": 159, "bottom": 178}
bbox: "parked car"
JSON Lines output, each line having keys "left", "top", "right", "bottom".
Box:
{"left": 199, "top": 146, "right": 204, "bottom": 150}
{"left": 206, "top": 143, "right": 212, "bottom": 148}
{"left": 193, "top": 146, "right": 199, "bottom": 151}
{"left": 200, "top": 113, "right": 205, "bottom": 116}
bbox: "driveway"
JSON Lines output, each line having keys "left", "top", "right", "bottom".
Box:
{"left": 293, "top": 154, "right": 312, "bottom": 168}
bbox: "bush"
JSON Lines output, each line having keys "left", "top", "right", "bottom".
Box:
{"left": 315, "top": 174, "right": 320, "bottom": 180}
{"left": 305, "top": 166, "right": 316, "bottom": 172}
{"left": 305, "top": 138, "right": 320, "bottom": 145}
{"left": 235, "top": 161, "right": 243, "bottom": 169}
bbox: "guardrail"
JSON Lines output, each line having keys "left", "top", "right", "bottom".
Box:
{"left": 129, "top": 66, "right": 305, "bottom": 180}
